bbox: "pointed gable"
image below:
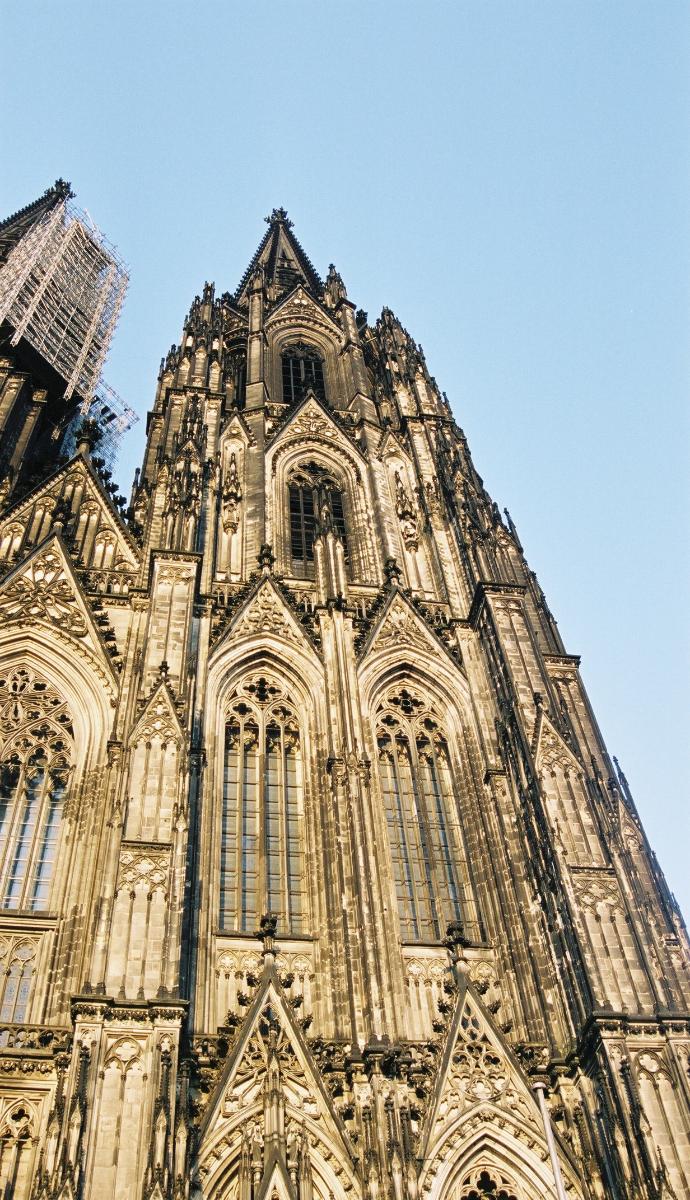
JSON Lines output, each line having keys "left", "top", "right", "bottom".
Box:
{"left": 212, "top": 577, "right": 318, "bottom": 656}
{"left": 220, "top": 409, "right": 257, "bottom": 450}
{"left": 0, "top": 534, "right": 119, "bottom": 686}
{"left": 0, "top": 454, "right": 139, "bottom": 569}
{"left": 268, "top": 394, "right": 364, "bottom": 463}
{"left": 357, "top": 588, "right": 463, "bottom": 673}
{"left": 128, "top": 679, "right": 183, "bottom": 748}
{"left": 417, "top": 977, "right": 583, "bottom": 1197}
{"left": 198, "top": 962, "right": 357, "bottom": 1180}
{"left": 266, "top": 284, "right": 341, "bottom": 340}
{"left": 235, "top": 209, "right": 323, "bottom": 304}
{"left": 532, "top": 706, "right": 583, "bottom": 778}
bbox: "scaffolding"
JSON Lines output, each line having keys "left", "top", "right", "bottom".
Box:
{"left": 0, "top": 195, "right": 129, "bottom": 410}
{"left": 58, "top": 380, "right": 139, "bottom": 471}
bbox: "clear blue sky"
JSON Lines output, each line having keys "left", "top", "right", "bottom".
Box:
{"left": 3, "top": 2, "right": 689, "bottom": 916}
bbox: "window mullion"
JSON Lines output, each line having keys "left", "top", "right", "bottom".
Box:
{"left": 278, "top": 724, "right": 289, "bottom": 928}
{"left": 396, "top": 737, "right": 426, "bottom": 940}
{"left": 387, "top": 741, "right": 417, "bottom": 940}
{"left": 0, "top": 763, "right": 23, "bottom": 903}
{"left": 410, "top": 738, "right": 443, "bottom": 939}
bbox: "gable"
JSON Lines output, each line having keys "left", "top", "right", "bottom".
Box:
{"left": 0, "top": 535, "right": 119, "bottom": 685}
{"left": 532, "top": 708, "right": 582, "bottom": 778}
{"left": 417, "top": 983, "right": 583, "bottom": 1198}
{"left": 268, "top": 395, "right": 364, "bottom": 465}
{"left": 266, "top": 284, "right": 341, "bottom": 339}
{"left": 211, "top": 578, "right": 318, "bottom": 657}
{"left": 197, "top": 967, "right": 358, "bottom": 1198}
{"left": 0, "top": 456, "right": 139, "bottom": 570}
{"left": 357, "top": 588, "right": 463, "bottom": 674}
{"left": 128, "top": 680, "right": 183, "bottom": 748}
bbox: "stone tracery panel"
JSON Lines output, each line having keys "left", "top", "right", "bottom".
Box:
{"left": 374, "top": 684, "right": 482, "bottom": 945}
{"left": 0, "top": 666, "right": 73, "bottom": 912}
{"left": 219, "top": 675, "right": 308, "bottom": 938}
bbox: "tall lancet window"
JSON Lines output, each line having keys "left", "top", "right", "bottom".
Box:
{"left": 376, "top": 686, "right": 479, "bottom": 943}
{"left": 0, "top": 668, "right": 72, "bottom": 912}
{"left": 281, "top": 343, "right": 326, "bottom": 406}
{"left": 220, "top": 677, "right": 308, "bottom": 934}
{"left": 288, "top": 461, "right": 348, "bottom": 579}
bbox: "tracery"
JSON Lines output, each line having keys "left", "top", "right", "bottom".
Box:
{"left": 281, "top": 342, "right": 326, "bottom": 406}
{"left": 375, "top": 685, "right": 478, "bottom": 943}
{"left": 288, "top": 461, "right": 348, "bottom": 578}
{"left": 0, "top": 667, "right": 72, "bottom": 912}
{"left": 220, "top": 675, "right": 307, "bottom": 934}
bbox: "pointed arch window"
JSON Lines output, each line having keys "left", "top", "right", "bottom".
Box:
{"left": 376, "top": 687, "right": 481, "bottom": 943}
{"left": 282, "top": 343, "right": 326, "bottom": 406}
{"left": 220, "top": 678, "right": 307, "bottom": 934}
{"left": 288, "top": 461, "right": 347, "bottom": 579}
{"left": 0, "top": 668, "right": 72, "bottom": 912}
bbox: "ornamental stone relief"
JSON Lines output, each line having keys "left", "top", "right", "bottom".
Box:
{"left": 370, "top": 598, "right": 430, "bottom": 656}
{"left": 0, "top": 549, "right": 88, "bottom": 637}
{"left": 0, "top": 667, "right": 71, "bottom": 743}
{"left": 569, "top": 869, "right": 623, "bottom": 915}
{"left": 131, "top": 688, "right": 182, "bottom": 748}
{"left": 230, "top": 585, "right": 304, "bottom": 646}
{"left": 117, "top": 847, "right": 170, "bottom": 896}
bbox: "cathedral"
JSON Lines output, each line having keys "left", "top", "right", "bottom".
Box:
{"left": 0, "top": 182, "right": 688, "bottom": 1200}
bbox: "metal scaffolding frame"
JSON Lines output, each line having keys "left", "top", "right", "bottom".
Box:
{"left": 0, "top": 196, "right": 129, "bottom": 410}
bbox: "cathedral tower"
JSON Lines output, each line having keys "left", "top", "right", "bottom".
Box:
{"left": 0, "top": 196, "right": 688, "bottom": 1200}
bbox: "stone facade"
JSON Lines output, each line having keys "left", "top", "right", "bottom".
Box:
{"left": 0, "top": 200, "right": 688, "bottom": 1199}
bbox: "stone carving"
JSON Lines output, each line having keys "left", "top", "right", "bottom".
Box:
{"left": 0, "top": 666, "right": 71, "bottom": 743}
{"left": 459, "top": 1169, "right": 517, "bottom": 1200}
{"left": 286, "top": 404, "right": 332, "bottom": 442}
{"left": 131, "top": 685, "right": 182, "bottom": 748}
{"left": 104, "top": 1037, "right": 144, "bottom": 1073}
{"left": 394, "top": 470, "right": 419, "bottom": 549}
{"left": 0, "top": 937, "right": 40, "bottom": 1024}
{"left": 117, "top": 847, "right": 170, "bottom": 896}
{"left": 570, "top": 868, "right": 623, "bottom": 914}
{"left": 0, "top": 547, "right": 88, "bottom": 636}
{"left": 369, "top": 597, "right": 430, "bottom": 655}
{"left": 222, "top": 452, "right": 243, "bottom": 532}
{"left": 230, "top": 583, "right": 303, "bottom": 646}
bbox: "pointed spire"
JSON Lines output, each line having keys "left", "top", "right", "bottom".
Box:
{"left": 0, "top": 178, "right": 74, "bottom": 263}
{"left": 234, "top": 210, "right": 323, "bottom": 302}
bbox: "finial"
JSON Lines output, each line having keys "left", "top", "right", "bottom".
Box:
{"left": 158, "top": 660, "right": 169, "bottom": 681}
{"left": 258, "top": 543, "right": 275, "bottom": 573}
{"left": 383, "top": 556, "right": 402, "bottom": 585}
{"left": 51, "top": 496, "right": 73, "bottom": 532}
{"left": 443, "top": 920, "right": 469, "bottom": 984}
{"left": 75, "top": 418, "right": 102, "bottom": 457}
{"left": 52, "top": 179, "right": 74, "bottom": 200}
{"left": 264, "top": 207, "right": 293, "bottom": 229}
{"left": 257, "top": 912, "right": 278, "bottom": 961}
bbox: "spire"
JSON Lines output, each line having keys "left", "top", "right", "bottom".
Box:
{"left": 0, "top": 178, "right": 74, "bottom": 265}
{"left": 234, "top": 208, "right": 323, "bottom": 303}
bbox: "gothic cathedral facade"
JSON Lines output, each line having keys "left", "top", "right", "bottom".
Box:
{"left": 0, "top": 194, "right": 688, "bottom": 1200}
